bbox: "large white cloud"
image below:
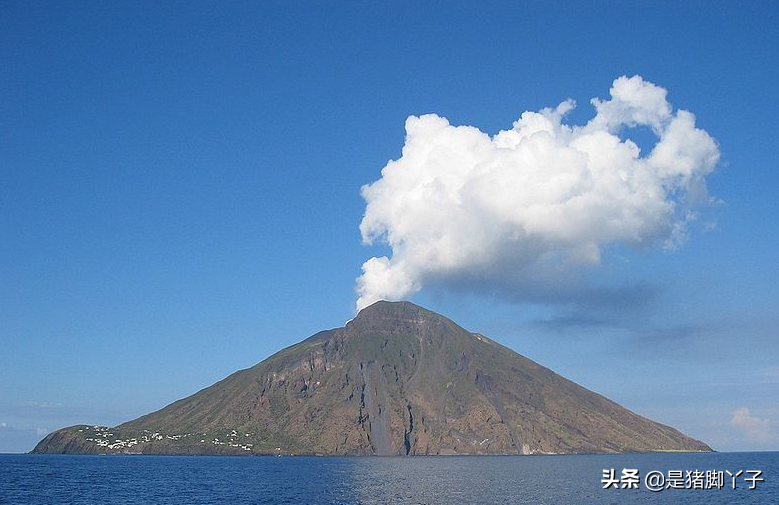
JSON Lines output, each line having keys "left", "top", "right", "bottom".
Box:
{"left": 356, "top": 76, "right": 719, "bottom": 311}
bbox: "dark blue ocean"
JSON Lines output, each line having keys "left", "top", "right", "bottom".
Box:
{"left": 1, "top": 452, "right": 776, "bottom": 504}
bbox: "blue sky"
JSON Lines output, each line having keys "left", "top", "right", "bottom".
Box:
{"left": 1, "top": 1, "right": 777, "bottom": 453}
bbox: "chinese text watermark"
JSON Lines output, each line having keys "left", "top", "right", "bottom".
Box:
{"left": 602, "top": 468, "right": 764, "bottom": 492}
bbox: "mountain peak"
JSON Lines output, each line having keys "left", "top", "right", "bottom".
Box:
{"left": 355, "top": 300, "right": 430, "bottom": 319}
{"left": 350, "top": 300, "right": 457, "bottom": 336}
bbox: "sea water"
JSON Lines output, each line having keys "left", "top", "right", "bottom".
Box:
{"left": 0, "top": 452, "right": 776, "bottom": 504}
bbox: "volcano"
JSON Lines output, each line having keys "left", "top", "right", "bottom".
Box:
{"left": 33, "top": 301, "right": 710, "bottom": 455}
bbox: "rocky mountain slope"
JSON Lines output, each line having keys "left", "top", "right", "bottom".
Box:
{"left": 33, "top": 301, "right": 711, "bottom": 455}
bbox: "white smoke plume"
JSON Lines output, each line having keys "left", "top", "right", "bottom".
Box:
{"left": 356, "top": 76, "right": 719, "bottom": 311}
